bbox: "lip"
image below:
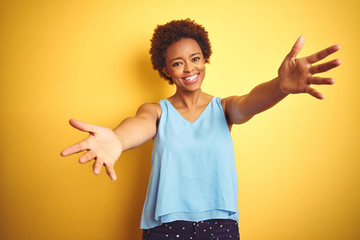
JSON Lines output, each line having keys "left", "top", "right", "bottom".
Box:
{"left": 182, "top": 73, "right": 199, "bottom": 84}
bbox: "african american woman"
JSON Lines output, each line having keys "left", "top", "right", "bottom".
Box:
{"left": 61, "top": 19, "right": 341, "bottom": 240}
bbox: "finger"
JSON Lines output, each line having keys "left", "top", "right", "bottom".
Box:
{"left": 60, "top": 139, "right": 89, "bottom": 156}
{"left": 304, "top": 86, "right": 324, "bottom": 99}
{"left": 92, "top": 158, "right": 103, "bottom": 175}
{"left": 307, "top": 77, "right": 335, "bottom": 85}
{"left": 305, "top": 44, "right": 341, "bottom": 64}
{"left": 69, "top": 119, "right": 98, "bottom": 134}
{"left": 310, "top": 59, "right": 342, "bottom": 74}
{"left": 78, "top": 149, "right": 96, "bottom": 164}
{"left": 105, "top": 163, "right": 117, "bottom": 181}
{"left": 286, "top": 35, "right": 305, "bottom": 59}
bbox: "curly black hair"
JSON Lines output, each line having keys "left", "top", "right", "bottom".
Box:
{"left": 150, "top": 19, "right": 212, "bottom": 84}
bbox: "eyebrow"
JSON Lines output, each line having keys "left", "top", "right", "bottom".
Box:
{"left": 169, "top": 52, "right": 201, "bottom": 63}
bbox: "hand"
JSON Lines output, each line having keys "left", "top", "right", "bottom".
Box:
{"left": 278, "top": 35, "right": 341, "bottom": 99}
{"left": 60, "top": 119, "right": 123, "bottom": 181}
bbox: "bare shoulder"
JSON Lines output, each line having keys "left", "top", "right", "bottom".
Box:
{"left": 221, "top": 96, "right": 239, "bottom": 112}
{"left": 221, "top": 95, "right": 251, "bottom": 125}
{"left": 136, "top": 102, "right": 161, "bottom": 121}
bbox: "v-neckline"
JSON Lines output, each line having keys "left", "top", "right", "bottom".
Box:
{"left": 165, "top": 97, "right": 215, "bottom": 124}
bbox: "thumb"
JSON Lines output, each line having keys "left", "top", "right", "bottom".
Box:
{"left": 69, "top": 119, "right": 98, "bottom": 133}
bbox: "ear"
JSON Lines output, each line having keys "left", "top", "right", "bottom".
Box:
{"left": 162, "top": 67, "right": 170, "bottom": 78}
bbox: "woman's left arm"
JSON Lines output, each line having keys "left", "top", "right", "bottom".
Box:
{"left": 223, "top": 35, "right": 341, "bottom": 125}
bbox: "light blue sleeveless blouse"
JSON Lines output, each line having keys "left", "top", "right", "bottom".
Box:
{"left": 140, "top": 97, "right": 238, "bottom": 229}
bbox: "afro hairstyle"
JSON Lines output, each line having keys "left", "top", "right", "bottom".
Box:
{"left": 149, "top": 18, "right": 212, "bottom": 84}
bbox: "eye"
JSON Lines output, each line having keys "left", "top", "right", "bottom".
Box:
{"left": 172, "top": 62, "right": 182, "bottom": 67}
{"left": 192, "top": 57, "right": 200, "bottom": 62}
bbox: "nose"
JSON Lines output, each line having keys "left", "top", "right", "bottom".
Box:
{"left": 183, "top": 61, "right": 194, "bottom": 73}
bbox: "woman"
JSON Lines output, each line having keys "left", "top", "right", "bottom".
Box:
{"left": 61, "top": 19, "right": 341, "bottom": 240}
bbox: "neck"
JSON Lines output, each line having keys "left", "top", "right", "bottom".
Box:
{"left": 170, "top": 88, "right": 210, "bottom": 109}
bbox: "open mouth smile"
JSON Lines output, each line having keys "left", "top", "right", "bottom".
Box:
{"left": 182, "top": 74, "right": 199, "bottom": 84}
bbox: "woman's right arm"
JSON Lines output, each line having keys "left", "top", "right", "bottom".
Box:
{"left": 60, "top": 102, "right": 160, "bottom": 181}
{"left": 113, "top": 103, "right": 160, "bottom": 151}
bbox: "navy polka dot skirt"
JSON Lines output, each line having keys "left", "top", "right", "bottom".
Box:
{"left": 142, "top": 219, "right": 240, "bottom": 240}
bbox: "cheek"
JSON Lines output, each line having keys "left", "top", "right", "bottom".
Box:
{"left": 174, "top": 68, "right": 184, "bottom": 76}
{"left": 198, "top": 63, "right": 206, "bottom": 73}
{"left": 168, "top": 68, "right": 183, "bottom": 79}
{"left": 197, "top": 59, "right": 206, "bottom": 70}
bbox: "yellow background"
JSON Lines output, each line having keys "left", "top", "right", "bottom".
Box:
{"left": 1, "top": 0, "right": 359, "bottom": 239}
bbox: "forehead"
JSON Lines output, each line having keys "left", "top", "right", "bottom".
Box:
{"left": 165, "top": 38, "right": 202, "bottom": 59}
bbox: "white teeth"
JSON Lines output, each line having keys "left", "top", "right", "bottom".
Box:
{"left": 184, "top": 74, "right": 197, "bottom": 81}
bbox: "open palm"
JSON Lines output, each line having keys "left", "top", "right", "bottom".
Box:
{"left": 61, "top": 119, "right": 122, "bottom": 181}
{"left": 278, "top": 36, "right": 341, "bottom": 99}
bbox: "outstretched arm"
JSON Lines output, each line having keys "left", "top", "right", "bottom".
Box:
{"left": 223, "top": 36, "right": 341, "bottom": 125}
{"left": 60, "top": 103, "right": 160, "bottom": 181}
{"left": 113, "top": 103, "right": 160, "bottom": 151}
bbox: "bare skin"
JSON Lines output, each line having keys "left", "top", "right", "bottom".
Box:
{"left": 60, "top": 36, "right": 341, "bottom": 181}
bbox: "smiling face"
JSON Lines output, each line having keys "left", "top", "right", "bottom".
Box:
{"left": 163, "top": 38, "right": 206, "bottom": 92}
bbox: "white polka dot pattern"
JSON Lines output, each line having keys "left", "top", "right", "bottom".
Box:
{"left": 142, "top": 219, "right": 239, "bottom": 240}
